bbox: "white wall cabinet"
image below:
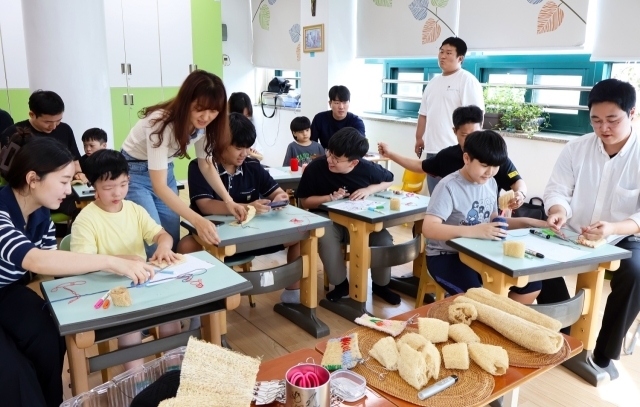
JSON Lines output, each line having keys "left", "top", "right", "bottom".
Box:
{"left": 158, "top": 0, "right": 194, "bottom": 87}
{"left": 0, "top": 0, "right": 29, "bottom": 89}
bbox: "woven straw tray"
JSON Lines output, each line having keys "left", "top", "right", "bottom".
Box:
{"left": 426, "top": 301, "right": 570, "bottom": 368}
{"left": 345, "top": 326, "right": 494, "bottom": 407}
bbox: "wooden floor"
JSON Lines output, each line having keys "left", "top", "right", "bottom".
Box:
{"left": 59, "top": 189, "right": 640, "bottom": 406}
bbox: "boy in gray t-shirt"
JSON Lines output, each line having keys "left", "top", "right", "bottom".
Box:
{"left": 283, "top": 116, "right": 325, "bottom": 166}
{"left": 422, "top": 130, "right": 546, "bottom": 304}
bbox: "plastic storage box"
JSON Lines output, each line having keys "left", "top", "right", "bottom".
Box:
{"left": 330, "top": 369, "right": 366, "bottom": 402}
{"left": 60, "top": 347, "right": 186, "bottom": 407}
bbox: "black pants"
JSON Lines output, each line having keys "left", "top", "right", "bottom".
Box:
{"left": 538, "top": 236, "right": 640, "bottom": 360}
{"left": 0, "top": 283, "right": 66, "bottom": 407}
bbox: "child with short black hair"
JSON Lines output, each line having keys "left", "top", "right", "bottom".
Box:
{"left": 422, "top": 130, "right": 545, "bottom": 304}
{"left": 71, "top": 149, "right": 181, "bottom": 369}
{"left": 282, "top": 116, "right": 325, "bottom": 166}
{"left": 79, "top": 127, "right": 108, "bottom": 173}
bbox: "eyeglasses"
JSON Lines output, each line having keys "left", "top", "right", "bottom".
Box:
{"left": 326, "top": 151, "right": 351, "bottom": 164}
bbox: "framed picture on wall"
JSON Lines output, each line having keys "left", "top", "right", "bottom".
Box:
{"left": 303, "top": 24, "right": 324, "bottom": 53}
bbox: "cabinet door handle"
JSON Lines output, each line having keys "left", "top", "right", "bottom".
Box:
{"left": 121, "top": 63, "right": 125, "bottom": 74}
{"left": 129, "top": 94, "right": 134, "bottom": 105}
{"left": 123, "top": 94, "right": 128, "bottom": 105}
{"left": 188, "top": 64, "right": 192, "bottom": 73}
{"left": 193, "top": 64, "right": 198, "bottom": 71}
{"left": 127, "top": 63, "right": 132, "bottom": 75}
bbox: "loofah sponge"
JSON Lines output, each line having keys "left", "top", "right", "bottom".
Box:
{"left": 397, "top": 343, "right": 428, "bottom": 390}
{"left": 369, "top": 336, "right": 399, "bottom": 371}
{"left": 170, "top": 337, "right": 261, "bottom": 407}
{"left": 396, "top": 332, "right": 429, "bottom": 352}
{"left": 442, "top": 343, "right": 469, "bottom": 370}
{"left": 421, "top": 340, "right": 441, "bottom": 381}
{"left": 448, "top": 303, "right": 478, "bottom": 325}
{"left": 390, "top": 198, "right": 401, "bottom": 211}
{"left": 150, "top": 253, "right": 186, "bottom": 269}
{"left": 321, "top": 333, "right": 362, "bottom": 371}
{"left": 503, "top": 241, "right": 525, "bottom": 258}
{"left": 109, "top": 286, "right": 132, "bottom": 307}
{"left": 418, "top": 317, "right": 449, "bottom": 343}
{"left": 354, "top": 314, "right": 407, "bottom": 337}
{"left": 468, "top": 343, "right": 509, "bottom": 376}
{"left": 498, "top": 190, "right": 514, "bottom": 211}
{"left": 448, "top": 323, "right": 481, "bottom": 344}
{"left": 577, "top": 235, "right": 606, "bottom": 248}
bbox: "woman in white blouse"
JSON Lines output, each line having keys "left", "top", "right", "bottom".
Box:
{"left": 121, "top": 71, "right": 246, "bottom": 257}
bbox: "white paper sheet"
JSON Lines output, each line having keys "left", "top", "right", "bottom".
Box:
{"left": 329, "top": 199, "right": 378, "bottom": 213}
{"left": 267, "top": 168, "right": 289, "bottom": 177}
{"left": 147, "top": 254, "right": 215, "bottom": 286}
{"left": 508, "top": 234, "right": 587, "bottom": 262}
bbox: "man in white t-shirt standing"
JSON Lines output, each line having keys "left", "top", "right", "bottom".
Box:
{"left": 414, "top": 37, "right": 484, "bottom": 193}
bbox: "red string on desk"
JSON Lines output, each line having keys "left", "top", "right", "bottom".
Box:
{"left": 50, "top": 281, "right": 87, "bottom": 304}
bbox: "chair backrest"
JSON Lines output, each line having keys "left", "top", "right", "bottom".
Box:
{"left": 59, "top": 234, "right": 71, "bottom": 251}
{"left": 401, "top": 170, "right": 427, "bottom": 193}
{"left": 527, "top": 288, "right": 586, "bottom": 328}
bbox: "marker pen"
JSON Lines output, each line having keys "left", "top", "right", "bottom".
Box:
{"left": 418, "top": 375, "right": 458, "bottom": 400}
{"left": 530, "top": 229, "right": 550, "bottom": 239}
{"left": 94, "top": 292, "right": 109, "bottom": 309}
{"left": 525, "top": 249, "right": 545, "bottom": 258}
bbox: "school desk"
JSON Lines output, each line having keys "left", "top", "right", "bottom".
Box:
{"left": 266, "top": 166, "right": 303, "bottom": 191}
{"left": 446, "top": 229, "right": 631, "bottom": 387}
{"left": 72, "top": 181, "right": 185, "bottom": 208}
{"left": 41, "top": 251, "right": 251, "bottom": 396}
{"left": 255, "top": 348, "right": 394, "bottom": 406}
{"left": 181, "top": 205, "right": 332, "bottom": 339}
{"left": 364, "top": 151, "right": 391, "bottom": 170}
{"left": 319, "top": 192, "right": 430, "bottom": 321}
{"left": 315, "top": 296, "right": 583, "bottom": 407}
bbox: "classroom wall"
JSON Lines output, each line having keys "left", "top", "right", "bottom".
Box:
{"left": 221, "top": 0, "right": 255, "bottom": 98}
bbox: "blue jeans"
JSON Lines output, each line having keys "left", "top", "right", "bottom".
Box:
{"left": 122, "top": 150, "right": 179, "bottom": 258}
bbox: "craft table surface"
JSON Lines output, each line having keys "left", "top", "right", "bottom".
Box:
{"left": 267, "top": 166, "right": 302, "bottom": 190}
{"left": 315, "top": 296, "right": 583, "bottom": 407}
{"left": 255, "top": 348, "right": 394, "bottom": 407}
{"left": 181, "top": 205, "right": 332, "bottom": 248}
{"left": 73, "top": 181, "right": 184, "bottom": 201}
{"left": 447, "top": 229, "right": 632, "bottom": 278}
{"left": 320, "top": 191, "right": 430, "bottom": 224}
{"left": 41, "top": 251, "right": 251, "bottom": 336}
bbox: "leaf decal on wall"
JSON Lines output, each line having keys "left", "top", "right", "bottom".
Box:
{"left": 409, "top": 0, "right": 429, "bottom": 20}
{"left": 289, "top": 24, "right": 301, "bottom": 42}
{"left": 526, "top": 0, "right": 543, "bottom": 4}
{"left": 259, "top": 4, "right": 270, "bottom": 30}
{"left": 431, "top": 0, "right": 449, "bottom": 7}
{"left": 268, "top": 0, "right": 277, "bottom": 4}
{"left": 296, "top": 43, "right": 301, "bottom": 61}
{"left": 373, "top": 0, "right": 392, "bottom": 7}
{"left": 422, "top": 18, "right": 441, "bottom": 44}
{"left": 537, "top": 1, "right": 564, "bottom": 34}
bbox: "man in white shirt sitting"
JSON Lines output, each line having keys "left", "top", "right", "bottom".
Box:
{"left": 544, "top": 78, "right": 640, "bottom": 381}
{"left": 414, "top": 37, "right": 484, "bottom": 193}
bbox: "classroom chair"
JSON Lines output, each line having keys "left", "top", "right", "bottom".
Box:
{"left": 389, "top": 169, "right": 427, "bottom": 193}
{"left": 415, "top": 264, "right": 446, "bottom": 308}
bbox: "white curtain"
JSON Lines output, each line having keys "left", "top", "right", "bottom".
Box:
{"left": 357, "top": 0, "right": 460, "bottom": 58}
{"left": 459, "top": 0, "right": 590, "bottom": 51}
{"left": 251, "top": 0, "right": 300, "bottom": 70}
{"left": 591, "top": 0, "right": 640, "bottom": 61}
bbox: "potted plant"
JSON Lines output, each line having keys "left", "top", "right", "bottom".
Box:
{"left": 500, "top": 102, "right": 549, "bottom": 135}
{"left": 482, "top": 85, "right": 519, "bottom": 130}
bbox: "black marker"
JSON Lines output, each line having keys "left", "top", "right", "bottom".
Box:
{"left": 525, "top": 249, "right": 544, "bottom": 258}
{"left": 530, "top": 229, "right": 550, "bottom": 239}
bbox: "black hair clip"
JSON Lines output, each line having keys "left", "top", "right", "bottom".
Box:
{"left": 0, "top": 142, "right": 21, "bottom": 174}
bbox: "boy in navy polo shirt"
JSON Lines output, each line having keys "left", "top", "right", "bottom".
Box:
{"left": 297, "top": 127, "right": 400, "bottom": 304}
{"left": 379, "top": 105, "right": 527, "bottom": 209}
{"left": 178, "top": 113, "right": 302, "bottom": 303}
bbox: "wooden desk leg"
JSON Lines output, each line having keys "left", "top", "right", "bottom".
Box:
{"left": 201, "top": 312, "right": 222, "bottom": 346}
{"left": 66, "top": 331, "right": 96, "bottom": 396}
{"left": 459, "top": 253, "right": 529, "bottom": 296}
{"left": 97, "top": 340, "right": 115, "bottom": 383}
{"left": 412, "top": 219, "right": 425, "bottom": 279}
{"left": 570, "top": 266, "right": 606, "bottom": 350}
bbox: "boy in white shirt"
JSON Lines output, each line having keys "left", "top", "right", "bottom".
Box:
{"left": 414, "top": 37, "right": 484, "bottom": 193}
{"left": 544, "top": 78, "right": 640, "bottom": 381}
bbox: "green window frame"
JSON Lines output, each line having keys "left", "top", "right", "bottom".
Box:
{"left": 274, "top": 70, "right": 300, "bottom": 90}
{"left": 368, "top": 54, "right": 610, "bottom": 135}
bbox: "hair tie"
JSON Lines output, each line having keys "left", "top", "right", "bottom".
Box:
{"left": 0, "top": 142, "right": 21, "bottom": 174}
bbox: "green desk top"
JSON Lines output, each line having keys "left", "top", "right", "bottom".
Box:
{"left": 41, "top": 251, "right": 251, "bottom": 336}
{"left": 266, "top": 166, "right": 303, "bottom": 182}
{"left": 181, "top": 205, "right": 332, "bottom": 250}
{"left": 447, "top": 229, "right": 632, "bottom": 278}
{"left": 320, "top": 191, "right": 430, "bottom": 223}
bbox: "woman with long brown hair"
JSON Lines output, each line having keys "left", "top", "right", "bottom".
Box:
{"left": 121, "top": 71, "right": 245, "bottom": 257}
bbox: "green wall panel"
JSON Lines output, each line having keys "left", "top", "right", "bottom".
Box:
{"left": 110, "top": 88, "right": 131, "bottom": 150}
{"left": 5, "top": 89, "right": 31, "bottom": 122}
{"left": 0, "top": 89, "right": 9, "bottom": 113}
{"left": 163, "top": 87, "right": 180, "bottom": 101}
{"left": 191, "top": 0, "right": 223, "bottom": 77}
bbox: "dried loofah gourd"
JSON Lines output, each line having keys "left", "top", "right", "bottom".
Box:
{"left": 109, "top": 286, "right": 132, "bottom": 307}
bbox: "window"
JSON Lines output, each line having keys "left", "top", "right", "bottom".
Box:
{"left": 369, "top": 54, "right": 609, "bottom": 135}
{"left": 275, "top": 70, "right": 300, "bottom": 90}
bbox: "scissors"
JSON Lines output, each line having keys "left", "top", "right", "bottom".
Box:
{"left": 290, "top": 371, "right": 320, "bottom": 388}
